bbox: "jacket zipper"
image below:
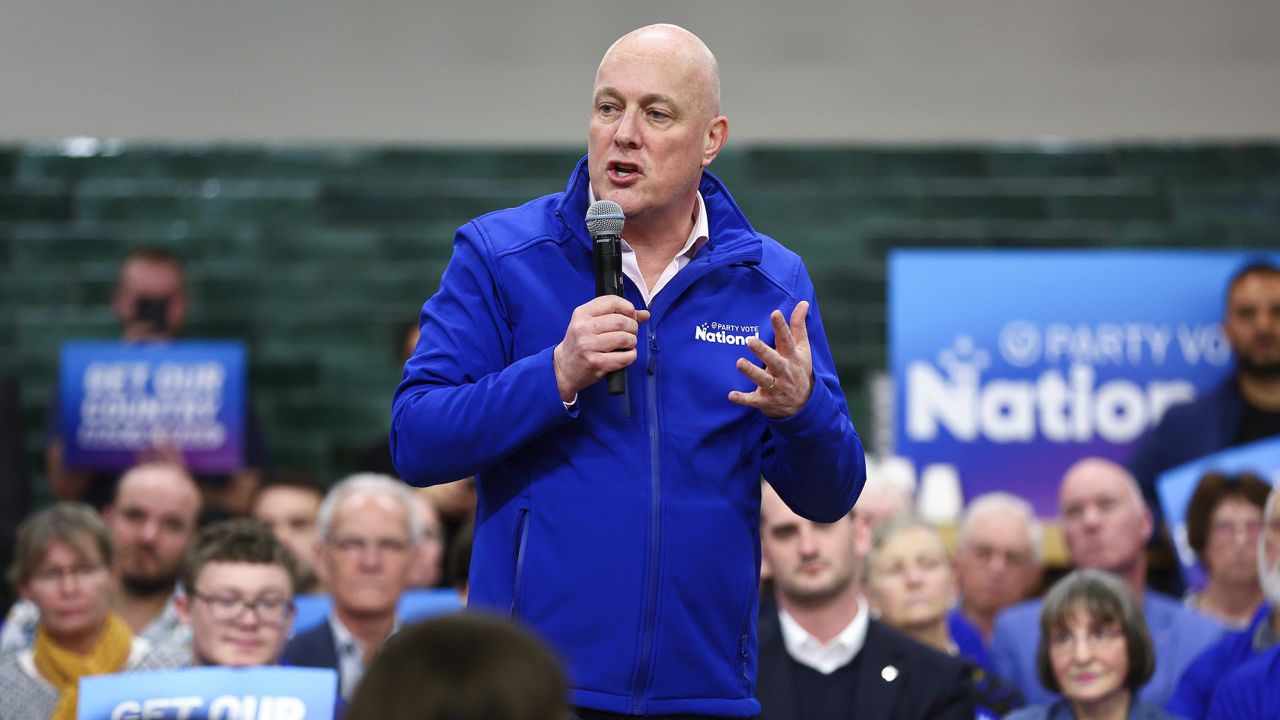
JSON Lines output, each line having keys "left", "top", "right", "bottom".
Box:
{"left": 509, "top": 508, "right": 530, "bottom": 618}
{"left": 631, "top": 327, "right": 662, "bottom": 714}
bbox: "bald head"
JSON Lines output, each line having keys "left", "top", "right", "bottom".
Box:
{"left": 598, "top": 24, "right": 721, "bottom": 120}
{"left": 1058, "top": 457, "right": 1153, "bottom": 576}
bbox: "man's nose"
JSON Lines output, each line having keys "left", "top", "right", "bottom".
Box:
{"left": 796, "top": 526, "right": 818, "bottom": 556}
{"left": 613, "top": 109, "right": 642, "bottom": 148}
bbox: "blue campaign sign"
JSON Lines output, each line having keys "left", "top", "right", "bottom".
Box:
{"left": 890, "top": 250, "right": 1280, "bottom": 517}
{"left": 1155, "top": 437, "right": 1280, "bottom": 590}
{"left": 78, "top": 666, "right": 337, "bottom": 720}
{"left": 290, "top": 588, "right": 462, "bottom": 635}
{"left": 60, "top": 341, "right": 246, "bottom": 473}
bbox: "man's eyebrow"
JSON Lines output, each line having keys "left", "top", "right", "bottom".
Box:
{"left": 593, "top": 87, "right": 680, "bottom": 110}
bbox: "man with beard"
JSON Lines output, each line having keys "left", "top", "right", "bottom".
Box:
{"left": 0, "top": 461, "right": 202, "bottom": 651}
{"left": 1129, "top": 262, "right": 1280, "bottom": 543}
{"left": 755, "top": 482, "right": 973, "bottom": 720}
{"left": 1170, "top": 483, "right": 1280, "bottom": 718}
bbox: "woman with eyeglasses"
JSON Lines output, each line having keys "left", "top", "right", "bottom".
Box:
{"left": 1003, "top": 570, "right": 1174, "bottom": 720}
{"left": 0, "top": 503, "right": 185, "bottom": 720}
{"left": 1182, "top": 471, "right": 1270, "bottom": 627}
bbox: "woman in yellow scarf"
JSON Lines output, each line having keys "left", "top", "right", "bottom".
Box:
{"left": 0, "top": 503, "right": 185, "bottom": 720}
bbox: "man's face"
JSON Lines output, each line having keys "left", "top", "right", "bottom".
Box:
{"left": 1259, "top": 495, "right": 1280, "bottom": 606}
{"left": 20, "top": 538, "right": 114, "bottom": 647}
{"left": 252, "top": 486, "right": 321, "bottom": 587}
{"left": 321, "top": 491, "right": 416, "bottom": 617}
{"left": 760, "top": 485, "right": 863, "bottom": 605}
{"left": 1224, "top": 271, "right": 1280, "bottom": 377}
{"left": 105, "top": 464, "right": 201, "bottom": 596}
{"left": 113, "top": 259, "right": 187, "bottom": 341}
{"left": 181, "top": 561, "right": 294, "bottom": 667}
{"left": 587, "top": 31, "right": 724, "bottom": 230}
{"left": 1059, "top": 461, "right": 1152, "bottom": 574}
{"left": 954, "top": 511, "right": 1041, "bottom": 617}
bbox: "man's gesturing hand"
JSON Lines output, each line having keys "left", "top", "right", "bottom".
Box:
{"left": 728, "top": 301, "right": 814, "bottom": 418}
{"left": 553, "top": 296, "right": 650, "bottom": 403}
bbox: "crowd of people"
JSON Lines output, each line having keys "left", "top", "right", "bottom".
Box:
{"left": 2, "top": 20, "right": 1280, "bottom": 720}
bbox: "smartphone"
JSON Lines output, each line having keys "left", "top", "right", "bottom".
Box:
{"left": 135, "top": 297, "right": 170, "bottom": 334}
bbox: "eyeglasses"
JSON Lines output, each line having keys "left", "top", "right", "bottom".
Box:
{"left": 192, "top": 591, "right": 293, "bottom": 625}
{"left": 1209, "top": 519, "right": 1263, "bottom": 541}
{"left": 1048, "top": 625, "right": 1124, "bottom": 654}
{"left": 328, "top": 535, "right": 411, "bottom": 556}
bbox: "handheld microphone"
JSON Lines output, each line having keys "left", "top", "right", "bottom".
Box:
{"left": 585, "top": 200, "right": 627, "bottom": 396}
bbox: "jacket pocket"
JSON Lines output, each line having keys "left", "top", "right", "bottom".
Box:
{"left": 509, "top": 507, "right": 530, "bottom": 618}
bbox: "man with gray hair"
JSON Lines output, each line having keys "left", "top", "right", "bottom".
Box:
{"left": 951, "top": 492, "right": 1044, "bottom": 647}
{"left": 1170, "top": 483, "right": 1280, "bottom": 718}
{"left": 281, "top": 473, "right": 421, "bottom": 702}
{"left": 991, "top": 457, "right": 1223, "bottom": 707}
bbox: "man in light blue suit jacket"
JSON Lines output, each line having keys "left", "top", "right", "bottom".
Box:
{"left": 991, "top": 458, "right": 1224, "bottom": 707}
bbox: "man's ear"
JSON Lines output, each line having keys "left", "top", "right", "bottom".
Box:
{"left": 701, "top": 116, "right": 729, "bottom": 168}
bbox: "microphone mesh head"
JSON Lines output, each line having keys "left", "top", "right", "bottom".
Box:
{"left": 585, "top": 200, "right": 625, "bottom": 236}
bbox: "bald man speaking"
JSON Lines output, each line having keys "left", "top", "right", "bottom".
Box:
{"left": 391, "top": 24, "right": 865, "bottom": 720}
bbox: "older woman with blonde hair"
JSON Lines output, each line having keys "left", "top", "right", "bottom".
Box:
{"left": 0, "top": 503, "right": 185, "bottom": 720}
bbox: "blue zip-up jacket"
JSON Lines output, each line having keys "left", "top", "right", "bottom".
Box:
{"left": 391, "top": 158, "right": 865, "bottom": 717}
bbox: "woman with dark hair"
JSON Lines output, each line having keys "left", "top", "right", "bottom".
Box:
{"left": 0, "top": 503, "right": 185, "bottom": 720}
{"left": 346, "top": 613, "right": 566, "bottom": 720}
{"left": 1182, "top": 471, "right": 1270, "bottom": 627}
{"left": 1003, "top": 570, "right": 1172, "bottom": 720}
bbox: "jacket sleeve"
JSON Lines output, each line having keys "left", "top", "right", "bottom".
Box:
{"left": 761, "top": 260, "right": 866, "bottom": 523}
{"left": 390, "top": 224, "right": 575, "bottom": 486}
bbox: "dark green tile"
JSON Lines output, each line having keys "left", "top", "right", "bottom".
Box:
{"left": 0, "top": 184, "right": 73, "bottom": 222}
{"left": 1111, "top": 147, "right": 1239, "bottom": 178}
{"left": 74, "top": 180, "right": 202, "bottom": 222}
{"left": 1047, "top": 191, "right": 1169, "bottom": 221}
{"left": 985, "top": 148, "right": 1113, "bottom": 177}
{"left": 1171, "top": 184, "right": 1280, "bottom": 223}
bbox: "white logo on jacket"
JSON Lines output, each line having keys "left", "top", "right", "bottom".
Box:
{"left": 694, "top": 322, "right": 760, "bottom": 346}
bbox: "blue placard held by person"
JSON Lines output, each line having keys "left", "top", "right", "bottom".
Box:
{"left": 59, "top": 341, "right": 246, "bottom": 473}
{"left": 78, "top": 666, "right": 337, "bottom": 720}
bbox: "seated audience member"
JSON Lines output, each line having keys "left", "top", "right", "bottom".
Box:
{"left": 1181, "top": 471, "right": 1270, "bottom": 626}
{"left": 755, "top": 482, "right": 975, "bottom": 720}
{"left": 1, "top": 461, "right": 201, "bottom": 653}
{"left": 865, "top": 516, "right": 1022, "bottom": 717}
{"left": 1168, "top": 483, "right": 1280, "bottom": 719}
{"left": 407, "top": 489, "right": 445, "bottom": 589}
{"left": 992, "top": 458, "right": 1223, "bottom": 707}
{"left": 0, "top": 504, "right": 186, "bottom": 720}
{"left": 282, "top": 474, "right": 421, "bottom": 702}
{"left": 867, "top": 516, "right": 986, "bottom": 667}
{"left": 250, "top": 471, "right": 325, "bottom": 594}
{"left": 44, "top": 247, "right": 270, "bottom": 516}
{"left": 1004, "top": 569, "right": 1175, "bottom": 720}
{"left": 177, "top": 518, "right": 298, "bottom": 667}
{"left": 953, "top": 492, "right": 1044, "bottom": 646}
{"left": 346, "top": 613, "right": 566, "bottom": 720}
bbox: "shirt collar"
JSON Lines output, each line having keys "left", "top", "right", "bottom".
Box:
{"left": 586, "top": 188, "right": 710, "bottom": 261}
{"left": 777, "top": 596, "right": 870, "bottom": 675}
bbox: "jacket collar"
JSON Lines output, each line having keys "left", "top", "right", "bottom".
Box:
{"left": 554, "top": 155, "right": 763, "bottom": 265}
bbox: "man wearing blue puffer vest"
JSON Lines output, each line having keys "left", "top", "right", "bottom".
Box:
{"left": 391, "top": 23, "right": 865, "bottom": 719}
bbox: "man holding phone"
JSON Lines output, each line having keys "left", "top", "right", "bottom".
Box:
{"left": 44, "top": 248, "right": 269, "bottom": 515}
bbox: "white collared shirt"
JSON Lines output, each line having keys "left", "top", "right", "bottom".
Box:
{"left": 587, "top": 189, "right": 710, "bottom": 306}
{"left": 328, "top": 613, "right": 401, "bottom": 701}
{"left": 776, "top": 596, "right": 870, "bottom": 675}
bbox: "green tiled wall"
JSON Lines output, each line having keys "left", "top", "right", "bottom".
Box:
{"left": 2, "top": 142, "right": 1278, "bottom": 500}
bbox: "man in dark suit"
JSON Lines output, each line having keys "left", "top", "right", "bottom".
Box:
{"left": 756, "top": 482, "right": 973, "bottom": 720}
{"left": 282, "top": 474, "right": 421, "bottom": 702}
